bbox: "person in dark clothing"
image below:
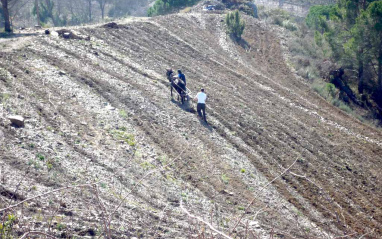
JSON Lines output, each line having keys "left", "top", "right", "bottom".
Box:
{"left": 177, "top": 79, "right": 186, "bottom": 104}
{"left": 177, "top": 69, "right": 186, "bottom": 86}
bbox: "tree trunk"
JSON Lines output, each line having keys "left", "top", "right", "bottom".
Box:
{"left": 35, "top": 0, "right": 40, "bottom": 26}
{"left": 378, "top": 41, "right": 382, "bottom": 93}
{"left": 97, "top": 0, "right": 107, "bottom": 20}
{"left": 1, "top": 0, "right": 12, "bottom": 32}
{"left": 358, "top": 50, "right": 364, "bottom": 94}
{"left": 44, "top": 0, "right": 58, "bottom": 26}
{"left": 88, "top": 0, "right": 92, "bottom": 22}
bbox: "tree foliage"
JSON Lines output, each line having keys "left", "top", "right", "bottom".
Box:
{"left": 147, "top": 0, "right": 200, "bottom": 17}
{"left": 225, "top": 10, "right": 245, "bottom": 40}
{"left": 307, "top": 0, "right": 382, "bottom": 110}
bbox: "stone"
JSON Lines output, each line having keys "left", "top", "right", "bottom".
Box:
{"left": 8, "top": 115, "right": 25, "bottom": 127}
{"left": 63, "top": 32, "right": 71, "bottom": 39}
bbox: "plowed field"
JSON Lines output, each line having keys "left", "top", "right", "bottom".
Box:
{"left": 0, "top": 13, "right": 381, "bottom": 238}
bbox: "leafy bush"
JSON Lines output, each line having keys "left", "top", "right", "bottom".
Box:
{"left": 148, "top": 0, "right": 200, "bottom": 17}
{"left": 282, "top": 20, "right": 298, "bottom": 31}
{"left": 225, "top": 10, "right": 245, "bottom": 40}
{"left": 273, "top": 16, "right": 283, "bottom": 26}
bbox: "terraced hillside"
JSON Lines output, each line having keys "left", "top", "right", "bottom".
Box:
{"left": 0, "top": 13, "right": 381, "bottom": 238}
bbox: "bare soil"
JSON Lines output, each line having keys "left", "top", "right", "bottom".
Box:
{"left": 0, "top": 12, "right": 381, "bottom": 239}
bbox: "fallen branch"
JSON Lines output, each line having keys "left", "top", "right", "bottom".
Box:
{"left": 230, "top": 158, "right": 298, "bottom": 234}
{"left": 180, "top": 199, "right": 233, "bottom": 239}
{"left": 19, "top": 231, "right": 57, "bottom": 239}
{"left": 333, "top": 232, "right": 359, "bottom": 238}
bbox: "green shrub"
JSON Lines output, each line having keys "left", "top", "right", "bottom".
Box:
{"left": 0, "top": 214, "right": 16, "bottom": 238}
{"left": 282, "top": 20, "right": 298, "bottom": 31}
{"left": 339, "top": 103, "right": 353, "bottom": 113}
{"left": 148, "top": 0, "right": 200, "bottom": 17}
{"left": 225, "top": 10, "right": 245, "bottom": 40}
{"left": 273, "top": 16, "right": 283, "bottom": 26}
{"left": 221, "top": 174, "right": 230, "bottom": 184}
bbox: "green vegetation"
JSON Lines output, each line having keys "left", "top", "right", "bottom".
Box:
{"left": 148, "top": 0, "right": 200, "bottom": 17}
{"left": 110, "top": 130, "right": 136, "bottom": 146}
{"left": 258, "top": 2, "right": 380, "bottom": 122}
{"left": 119, "top": 110, "right": 128, "bottom": 119}
{"left": 306, "top": 0, "right": 382, "bottom": 118}
{"left": 0, "top": 93, "right": 10, "bottom": 104}
{"left": 0, "top": 214, "right": 16, "bottom": 239}
{"left": 36, "top": 153, "right": 45, "bottom": 161}
{"left": 225, "top": 10, "right": 245, "bottom": 40}
{"left": 221, "top": 174, "right": 230, "bottom": 184}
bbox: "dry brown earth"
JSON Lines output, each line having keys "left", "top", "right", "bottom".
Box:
{"left": 0, "top": 12, "right": 381, "bottom": 238}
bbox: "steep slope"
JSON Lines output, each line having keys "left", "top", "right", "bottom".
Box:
{"left": 0, "top": 13, "right": 381, "bottom": 238}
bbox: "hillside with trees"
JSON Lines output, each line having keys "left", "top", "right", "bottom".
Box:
{"left": 0, "top": 0, "right": 153, "bottom": 30}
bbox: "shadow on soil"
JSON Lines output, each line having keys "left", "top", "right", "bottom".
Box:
{"left": 0, "top": 32, "right": 40, "bottom": 39}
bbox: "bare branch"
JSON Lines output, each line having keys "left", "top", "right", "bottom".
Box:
{"left": 180, "top": 199, "right": 233, "bottom": 239}
{"left": 19, "top": 231, "right": 57, "bottom": 239}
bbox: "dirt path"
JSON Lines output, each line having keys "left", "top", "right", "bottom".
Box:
{"left": 0, "top": 13, "right": 381, "bottom": 238}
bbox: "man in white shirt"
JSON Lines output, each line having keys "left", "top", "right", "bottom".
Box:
{"left": 194, "top": 88, "right": 207, "bottom": 122}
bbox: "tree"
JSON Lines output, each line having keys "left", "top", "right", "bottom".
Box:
{"left": 1, "top": 0, "right": 12, "bottom": 32}
{"left": 96, "top": 0, "right": 107, "bottom": 19}
{"left": 364, "top": 1, "right": 382, "bottom": 92}
{"left": 147, "top": 0, "right": 200, "bottom": 17}
{"left": 225, "top": 10, "right": 245, "bottom": 40}
{"left": 34, "top": 0, "right": 39, "bottom": 25}
{"left": 86, "top": 0, "right": 92, "bottom": 22}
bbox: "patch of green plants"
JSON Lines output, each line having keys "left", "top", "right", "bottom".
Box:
{"left": 282, "top": 20, "right": 298, "bottom": 31}
{"left": 221, "top": 174, "right": 230, "bottom": 184}
{"left": 36, "top": 153, "right": 45, "bottom": 161}
{"left": 141, "top": 161, "right": 156, "bottom": 170}
{"left": 0, "top": 93, "right": 10, "bottom": 104}
{"left": 29, "top": 159, "right": 41, "bottom": 170}
{"left": 110, "top": 130, "right": 136, "bottom": 146}
{"left": 332, "top": 99, "right": 353, "bottom": 114}
{"left": 240, "top": 169, "right": 246, "bottom": 173}
{"left": 297, "top": 158, "right": 305, "bottom": 163}
{"left": 119, "top": 110, "right": 128, "bottom": 119}
{"left": 0, "top": 214, "right": 16, "bottom": 238}
{"left": 56, "top": 223, "right": 65, "bottom": 231}
{"left": 238, "top": 206, "right": 245, "bottom": 210}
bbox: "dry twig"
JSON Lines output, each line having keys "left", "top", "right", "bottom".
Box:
{"left": 180, "top": 199, "right": 233, "bottom": 239}
{"left": 19, "top": 231, "right": 57, "bottom": 239}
